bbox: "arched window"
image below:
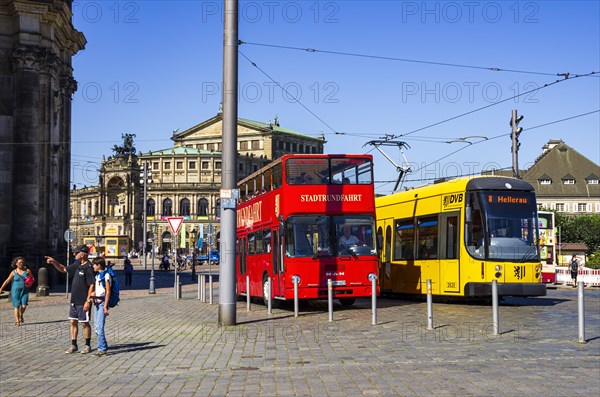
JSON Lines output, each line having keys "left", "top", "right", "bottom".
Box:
{"left": 198, "top": 198, "right": 208, "bottom": 216}
{"left": 163, "top": 198, "right": 172, "bottom": 216}
{"left": 180, "top": 198, "right": 190, "bottom": 216}
{"left": 147, "top": 198, "right": 155, "bottom": 216}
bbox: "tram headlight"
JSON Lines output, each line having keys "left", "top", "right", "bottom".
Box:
{"left": 494, "top": 265, "right": 503, "bottom": 272}
{"left": 535, "top": 265, "right": 541, "bottom": 272}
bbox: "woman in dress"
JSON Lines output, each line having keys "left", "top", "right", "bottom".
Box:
{"left": 0, "top": 256, "right": 33, "bottom": 326}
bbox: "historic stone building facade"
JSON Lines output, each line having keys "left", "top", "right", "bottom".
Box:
{"left": 0, "top": 0, "right": 85, "bottom": 276}
{"left": 69, "top": 114, "right": 325, "bottom": 258}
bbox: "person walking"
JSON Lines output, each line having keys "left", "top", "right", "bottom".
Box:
{"left": 123, "top": 257, "right": 133, "bottom": 287}
{"left": 91, "top": 258, "right": 112, "bottom": 356}
{"left": 45, "top": 245, "right": 95, "bottom": 354}
{"left": 570, "top": 255, "right": 580, "bottom": 287}
{"left": 0, "top": 256, "right": 34, "bottom": 326}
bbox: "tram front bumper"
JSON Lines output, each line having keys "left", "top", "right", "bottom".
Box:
{"left": 464, "top": 282, "right": 547, "bottom": 297}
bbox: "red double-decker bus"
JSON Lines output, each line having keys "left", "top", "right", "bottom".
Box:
{"left": 236, "top": 154, "right": 379, "bottom": 306}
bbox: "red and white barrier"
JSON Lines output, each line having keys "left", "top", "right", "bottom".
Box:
{"left": 556, "top": 266, "right": 600, "bottom": 287}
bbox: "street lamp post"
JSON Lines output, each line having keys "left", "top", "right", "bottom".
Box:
{"left": 149, "top": 220, "right": 157, "bottom": 294}
{"left": 191, "top": 228, "right": 197, "bottom": 281}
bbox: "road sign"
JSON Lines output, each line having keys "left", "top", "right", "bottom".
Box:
{"left": 64, "top": 229, "right": 75, "bottom": 242}
{"left": 166, "top": 217, "right": 184, "bottom": 235}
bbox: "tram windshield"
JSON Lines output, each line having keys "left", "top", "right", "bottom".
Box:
{"left": 466, "top": 191, "right": 539, "bottom": 261}
{"left": 285, "top": 215, "right": 376, "bottom": 258}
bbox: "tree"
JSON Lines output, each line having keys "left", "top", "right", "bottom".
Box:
{"left": 555, "top": 212, "right": 600, "bottom": 254}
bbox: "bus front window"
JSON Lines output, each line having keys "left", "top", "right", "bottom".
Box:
{"left": 285, "top": 216, "right": 331, "bottom": 258}
{"left": 334, "top": 215, "right": 376, "bottom": 256}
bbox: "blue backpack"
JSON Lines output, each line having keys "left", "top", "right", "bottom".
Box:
{"left": 99, "top": 267, "right": 120, "bottom": 308}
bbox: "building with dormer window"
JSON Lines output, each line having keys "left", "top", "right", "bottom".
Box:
{"left": 521, "top": 140, "right": 600, "bottom": 214}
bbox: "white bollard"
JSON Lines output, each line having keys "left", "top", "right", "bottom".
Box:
{"left": 328, "top": 279, "right": 333, "bottom": 322}
{"left": 492, "top": 279, "right": 499, "bottom": 336}
{"left": 246, "top": 275, "right": 251, "bottom": 311}
{"left": 369, "top": 273, "right": 377, "bottom": 325}
{"left": 267, "top": 277, "right": 272, "bottom": 315}
{"left": 578, "top": 281, "right": 586, "bottom": 343}
{"left": 426, "top": 279, "right": 433, "bottom": 330}
{"left": 292, "top": 275, "right": 300, "bottom": 318}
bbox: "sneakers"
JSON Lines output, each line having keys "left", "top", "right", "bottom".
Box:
{"left": 80, "top": 345, "right": 92, "bottom": 354}
{"left": 96, "top": 350, "right": 107, "bottom": 356}
{"left": 65, "top": 345, "right": 78, "bottom": 354}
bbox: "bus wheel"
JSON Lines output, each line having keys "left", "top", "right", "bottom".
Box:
{"left": 262, "top": 275, "right": 279, "bottom": 308}
{"left": 339, "top": 298, "right": 356, "bottom": 306}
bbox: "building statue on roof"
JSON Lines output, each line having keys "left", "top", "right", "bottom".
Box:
{"left": 112, "top": 133, "right": 137, "bottom": 156}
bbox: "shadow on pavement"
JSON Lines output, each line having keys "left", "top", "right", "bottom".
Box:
{"left": 108, "top": 342, "right": 164, "bottom": 354}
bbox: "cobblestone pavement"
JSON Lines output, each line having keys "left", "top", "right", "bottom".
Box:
{"left": 1, "top": 266, "right": 599, "bottom": 397}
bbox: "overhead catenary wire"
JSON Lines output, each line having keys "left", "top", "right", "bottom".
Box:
{"left": 240, "top": 40, "right": 599, "bottom": 79}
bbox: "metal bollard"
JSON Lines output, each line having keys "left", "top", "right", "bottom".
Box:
{"left": 292, "top": 275, "right": 300, "bottom": 318}
{"left": 426, "top": 279, "right": 433, "bottom": 330}
{"left": 66, "top": 272, "right": 69, "bottom": 298}
{"left": 176, "top": 275, "right": 182, "bottom": 300}
{"left": 36, "top": 267, "right": 49, "bottom": 297}
{"left": 201, "top": 274, "right": 206, "bottom": 302}
{"left": 267, "top": 277, "right": 272, "bottom": 315}
{"left": 578, "top": 281, "right": 586, "bottom": 343}
{"left": 369, "top": 273, "right": 377, "bottom": 325}
{"left": 328, "top": 279, "right": 333, "bottom": 322}
{"left": 246, "top": 275, "right": 251, "bottom": 311}
{"left": 209, "top": 275, "right": 213, "bottom": 305}
{"left": 198, "top": 277, "right": 202, "bottom": 300}
{"left": 492, "top": 279, "right": 499, "bottom": 336}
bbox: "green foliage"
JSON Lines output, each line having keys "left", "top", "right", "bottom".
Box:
{"left": 555, "top": 212, "right": 600, "bottom": 254}
{"left": 586, "top": 252, "right": 600, "bottom": 269}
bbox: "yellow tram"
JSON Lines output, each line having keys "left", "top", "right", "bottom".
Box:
{"left": 375, "top": 176, "right": 546, "bottom": 297}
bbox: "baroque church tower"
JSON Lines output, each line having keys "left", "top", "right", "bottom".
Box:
{"left": 0, "top": 0, "right": 86, "bottom": 276}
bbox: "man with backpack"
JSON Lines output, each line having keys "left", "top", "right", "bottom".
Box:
{"left": 90, "top": 257, "right": 120, "bottom": 356}
{"left": 570, "top": 255, "right": 580, "bottom": 287}
{"left": 45, "top": 245, "right": 95, "bottom": 354}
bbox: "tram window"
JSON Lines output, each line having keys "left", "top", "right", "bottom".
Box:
{"left": 417, "top": 217, "right": 438, "bottom": 260}
{"left": 394, "top": 220, "right": 414, "bottom": 260}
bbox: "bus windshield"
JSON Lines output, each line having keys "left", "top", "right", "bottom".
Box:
{"left": 285, "top": 215, "right": 376, "bottom": 258}
{"left": 466, "top": 191, "right": 539, "bottom": 262}
{"left": 285, "top": 157, "right": 373, "bottom": 185}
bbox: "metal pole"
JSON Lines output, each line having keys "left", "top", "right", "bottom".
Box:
{"left": 369, "top": 273, "right": 377, "bottom": 325}
{"left": 578, "top": 281, "right": 586, "bottom": 343}
{"left": 65, "top": 242, "right": 69, "bottom": 298}
{"left": 246, "top": 275, "right": 251, "bottom": 311}
{"left": 328, "top": 279, "right": 333, "bottom": 322}
{"left": 142, "top": 162, "right": 148, "bottom": 271}
{"left": 218, "top": 0, "right": 239, "bottom": 327}
{"left": 426, "top": 279, "right": 433, "bottom": 330}
{"left": 492, "top": 279, "right": 499, "bottom": 336}
{"left": 149, "top": 222, "right": 156, "bottom": 294}
{"left": 173, "top": 232, "right": 178, "bottom": 299}
{"left": 267, "top": 277, "right": 272, "bottom": 314}
{"left": 176, "top": 275, "right": 181, "bottom": 300}
{"left": 198, "top": 276, "right": 202, "bottom": 300}
{"left": 209, "top": 275, "right": 213, "bottom": 305}
{"left": 292, "top": 275, "right": 299, "bottom": 318}
{"left": 201, "top": 274, "right": 206, "bottom": 302}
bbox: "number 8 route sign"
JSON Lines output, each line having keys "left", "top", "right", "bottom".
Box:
{"left": 166, "top": 217, "right": 184, "bottom": 235}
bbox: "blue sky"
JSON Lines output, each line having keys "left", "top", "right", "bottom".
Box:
{"left": 70, "top": 0, "right": 600, "bottom": 194}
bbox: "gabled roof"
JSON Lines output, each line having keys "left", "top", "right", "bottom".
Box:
{"left": 586, "top": 173, "right": 599, "bottom": 181}
{"left": 522, "top": 140, "right": 600, "bottom": 198}
{"left": 538, "top": 174, "right": 552, "bottom": 181}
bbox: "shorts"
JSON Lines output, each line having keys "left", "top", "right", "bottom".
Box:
{"left": 68, "top": 304, "right": 91, "bottom": 323}
{"left": 571, "top": 271, "right": 578, "bottom": 279}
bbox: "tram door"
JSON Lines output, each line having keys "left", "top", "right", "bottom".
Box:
{"left": 378, "top": 221, "right": 394, "bottom": 292}
{"left": 440, "top": 212, "right": 460, "bottom": 294}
